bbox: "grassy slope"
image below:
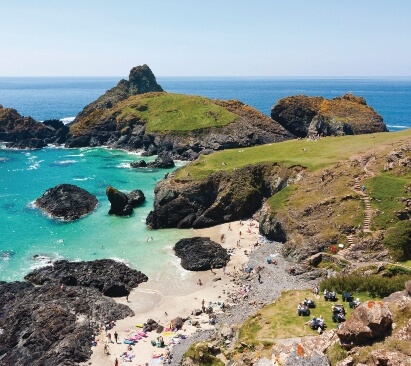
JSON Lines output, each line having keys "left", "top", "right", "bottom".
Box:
{"left": 71, "top": 92, "right": 239, "bottom": 135}
{"left": 238, "top": 289, "right": 380, "bottom": 343}
{"left": 175, "top": 129, "right": 411, "bottom": 180}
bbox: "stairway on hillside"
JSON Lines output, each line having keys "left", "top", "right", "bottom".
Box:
{"left": 353, "top": 177, "right": 372, "bottom": 232}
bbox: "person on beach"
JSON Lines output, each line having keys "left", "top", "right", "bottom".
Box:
{"left": 197, "top": 279, "right": 202, "bottom": 286}
{"left": 114, "top": 358, "right": 118, "bottom": 366}
{"left": 228, "top": 223, "right": 232, "bottom": 231}
{"left": 107, "top": 332, "right": 113, "bottom": 343}
{"left": 114, "top": 331, "right": 118, "bottom": 344}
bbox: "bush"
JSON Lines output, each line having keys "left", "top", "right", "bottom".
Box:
{"left": 383, "top": 221, "right": 411, "bottom": 261}
{"left": 320, "top": 274, "right": 411, "bottom": 298}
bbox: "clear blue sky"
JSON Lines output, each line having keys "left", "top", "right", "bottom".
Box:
{"left": 1, "top": 0, "right": 410, "bottom": 76}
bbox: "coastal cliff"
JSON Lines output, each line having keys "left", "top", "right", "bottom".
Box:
{"left": 147, "top": 129, "right": 411, "bottom": 271}
{"left": 0, "top": 106, "right": 68, "bottom": 148}
{"left": 271, "top": 93, "right": 388, "bottom": 137}
{"left": 146, "top": 163, "right": 305, "bottom": 229}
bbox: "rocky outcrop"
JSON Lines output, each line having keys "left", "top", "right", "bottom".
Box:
{"left": 271, "top": 93, "right": 388, "bottom": 137}
{"left": 259, "top": 202, "right": 287, "bottom": 243}
{"left": 272, "top": 331, "right": 338, "bottom": 366}
{"left": 147, "top": 152, "right": 175, "bottom": 168}
{"left": 0, "top": 105, "right": 69, "bottom": 148}
{"left": 24, "top": 259, "right": 148, "bottom": 297}
{"left": 67, "top": 74, "right": 293, "bottom": 157}
{"left": 71, "top": 64, "right": 163, "bottom": 130}
{"left": 0, "top": 281, "right": 133, "bottom": 366}
{"left": 146, "top": 163, "right": 304, "bottom": 229}
{"left": 174, "top": 237, "right": 230, "bottom": 271}
{"left": 337, "top": 300, "right": 392, "bottom": 346}
{"left": 35, "top": 184, "right": 98, "bottom": 221}
{"left": 106, "top": 186, "right": 145, "bottom": 216}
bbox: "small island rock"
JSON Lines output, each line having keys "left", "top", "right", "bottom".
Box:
{"left": 106, "top": 186, "right": 146, "bottom": 216}
{"left": 35, "top": 183, "right": 98, "bottom": 221}
{"left": 174, "top": 237, "right": 230, "bottom": 271}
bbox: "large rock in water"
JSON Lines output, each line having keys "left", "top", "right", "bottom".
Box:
{"left": 0, "top": 281, "right": 133, "bottom": 366}
{"left": 106, "top": 186, "right": 145, "bottom": 216}
{"left": 0, "top": 105, "right": 69, "bottom": 149}
{"left": 271, "top": 93, "right": 388, "bottom": 137}
{"left": 174, "top": 237, "right": 230, "bottom": 271}
{"left": 35, "top": 184, "right": 98, "bottom": 221}
{"left": 24, "top": 259, "right": 148, "bottom": 297}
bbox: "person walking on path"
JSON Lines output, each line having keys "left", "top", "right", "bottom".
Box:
{"left": 114, "top": 331, "right": 118, "bottom": 344}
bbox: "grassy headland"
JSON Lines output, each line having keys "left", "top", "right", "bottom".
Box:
{"left": 70, "top": 92, "right": 239, "bottom": 135}
{"left": 174, "top": 129, "right": 411, "bottom": 180}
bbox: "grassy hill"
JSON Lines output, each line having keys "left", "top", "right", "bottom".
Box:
{"left": 70, "top": 92, "right": 239, "bottom": 135}
{"left": 174, "top": 129, "right": 411, "bottom": 180}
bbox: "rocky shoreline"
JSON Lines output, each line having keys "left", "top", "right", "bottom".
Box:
{"left": 168, "top": 240, "right": 318, "bottom": 365}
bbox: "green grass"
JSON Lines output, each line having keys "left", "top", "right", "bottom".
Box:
{"left": 175, "top": 129, "right": 411, "bottom": 180}
{"left": 119, "top": 93, "right": 239, "bottom": 132}
{"left": 237, "top": 289, "right": 379, "bottom": 343}
{"left": 266, "top": 185, "right": 296, "bottom": 215}
{"left": 366, "top": 173, "right": 411, "bottom": 230}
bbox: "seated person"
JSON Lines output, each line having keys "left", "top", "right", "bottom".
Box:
{"left": 342, "top": 291, "right": 353, "bottom": 302}
{"left": 349, "top": 298, "right": 361, "bottom": 308}
{"left": 323, "top": 289, "right": 330, "bottom": 300}
{"left": 332, "top": 312, "right": 346, "bottom": 322}
{"left": 298, "top": 303, "right": 308, "bottom": 316}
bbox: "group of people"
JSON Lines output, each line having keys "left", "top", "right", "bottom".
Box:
{"left": 332, "top": 304, "right": 346, "bottom": 323}
{"left": 305, "top": 315, "right": 325, "bottom": 334}
{"left": 323, "top": 289, "right": 337, "bottom": 301}
{"left": 297, "top": 298, "right": 315, "bottom": 316}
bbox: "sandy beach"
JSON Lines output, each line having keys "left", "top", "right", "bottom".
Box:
{"left": 80, "top": 219, "right": 263, "bottom": 366}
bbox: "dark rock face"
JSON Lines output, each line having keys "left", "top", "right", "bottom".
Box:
{"left": 0, "top": 106, "right": 69, "bottom": 149}
{"left": 0, "top": 281, "right": 133, "bottom": 366}
{"left": 271, "top": 93, "right": 388, "bottom": 138}
{"left": 147, "top": 163, "right": 303, "bottom": 229}
{"left": 147, "top": 152, "right": 175, "bottom": 169}
{"left": 106, "top": 186, "right": 146, "bottom": 216}
{"left": 337, "top": 300, "right": 392, "bottom": 346}
{"left": 174, "top": 237, "right": 230, "bottom": 271}
{"left": 35, "top": 184, "right": 98, "bottom": 221}
{"left": 24, "top": 259, "right": 148, "bottom": 297}
{"left": 130, "top": 159, "right": 148, "bottom": 168}
{"left": 128, "top": 189, "right": 145, "bottom": 207}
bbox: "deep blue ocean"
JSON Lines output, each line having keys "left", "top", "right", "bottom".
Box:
{"left": 0, "top": 77, "right": 410, "bottom": 288}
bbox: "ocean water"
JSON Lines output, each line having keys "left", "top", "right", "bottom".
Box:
{"left": 0, "top": 77, "right": 410, "bottom": 287}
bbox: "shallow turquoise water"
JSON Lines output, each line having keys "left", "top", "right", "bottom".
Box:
{"left": 0, "top": 147, "right": 190, "bottom": 283}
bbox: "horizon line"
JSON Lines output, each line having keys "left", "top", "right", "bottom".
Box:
{"left": 1, "top": 75, "right": 411, "bottom": 79}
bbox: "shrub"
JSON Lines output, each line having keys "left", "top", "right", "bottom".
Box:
{"left": 383, "top": 221, "right": 411, "bottom": 261}
{"left": 320, "top": 274, "right": 411, "bottom": 298}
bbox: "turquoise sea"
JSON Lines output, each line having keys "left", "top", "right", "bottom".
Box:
{"left": 1, "top": 77, "right": 411, "bottom": 287}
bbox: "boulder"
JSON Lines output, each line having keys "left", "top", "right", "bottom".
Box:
{"left": 106, "top": 186, "right": 133, "bottom": 216}
{"left": 337, "top": 300, "right": 392, "bottom": 346}
{"left": 170, "top": 317, "right": 184, "bottom": 330}
{"left": 106, "top": 186, "right": 146, "bottom": 216}
{"left": 147, "top": 153, "right": 175, "bottom": 169}
{"left": 130, "top": 160, "right": 148, "bottom": 168}
{"left": 174, "top": 237, "right": 230, "bottom": 271}
{"left": 0, "top": 281, "right": 133, "bottom": 366}
{"left": 128, "top": 189, "right": 145, "bottom": 207}
{"left": 35, "top": 183, "right": 98, "bottom": 221}
{"left": 24, "top": 259, "right": 148, "bottom": 297}
{"left": 271, "top": 93, "right": 388, "bottom": 137}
